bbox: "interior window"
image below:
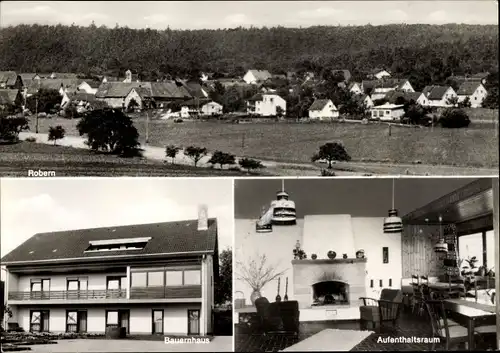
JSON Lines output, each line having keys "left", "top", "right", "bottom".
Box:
{"left": 458, "top": 232, "right": 484, "bottom": 270}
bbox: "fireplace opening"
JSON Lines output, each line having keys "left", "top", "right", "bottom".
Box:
{"left": 311, "top": 280, "right": 349, "bottom": 306}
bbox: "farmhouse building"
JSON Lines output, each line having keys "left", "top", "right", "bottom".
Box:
{"left": 456, "top": 81, "right": 488, "bottom": 108}
{"left": 367, "top": 68, "right": 391, "bottom": 80}
{"left": 0, "top": 89, "right": 23, "bottom": 109}
{"left": 243, "top": 70, "right": 273, "bottom": 84}
{"left": 422, "top": 85, "right": 458, "bottom": 107}
{"left": 352, "top": 93, "right": 374, "bottom": 110}
{"left": 1, "top": 207, "right": 218, "bottom": 336}
{"left": 247, "top": 93, "right": 286, "bottom": 117}
{"left": 308, "top": 99, "right": 339, "bottom": 120}
{"left": 149, "top": 82, "right": 192, "bottom": 107}
{"left": 61, "top": 92, "right": 97, "bottom": 113}
{"left": 95, "top": 82, "right": 146, "bottom": 108}
{"left": 26, "top": 79, "right": 79, "bottom": 97}
{"left": 364, "top": 79, "right": 414, "bottom": 101}
{"left": 370, "top": 102, "right": 405, "bottom": 121}
{"left": 77, "top": 80, "right": 101, "bottom": 95}
{"left": 384, "top": 91, "right": 430, "bottom": 107}
{"left": 0, "top": 71, "right": 23, "bottom": 90}
{"left": 201, "top": 101, "right": 223, "bottom": 116}
{"left": 348, "top": 82, "right": 363, "bottom": 95}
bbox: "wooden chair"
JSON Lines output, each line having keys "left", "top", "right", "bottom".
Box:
{"left": 426, "top": 300, "right": 473, "bottom": 350}
{"left": 359, "top": 289, "right": 403, "bottom": 332}
{"left": 411, "top": 275, "right": 425, "bottom": 315}
{"left": 448, "top": 277, "right": 467, "bottom": 299}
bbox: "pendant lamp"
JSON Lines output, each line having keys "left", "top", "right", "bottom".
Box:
{"left": 383, "top": 178, "right": 403, "bottom": 233}
{"left": 433, "top": 216, "right": 448, "bottom": 253}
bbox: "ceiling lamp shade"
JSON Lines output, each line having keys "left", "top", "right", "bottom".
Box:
{"left": 383, "top": 179, "right": 403, "bottom": 233}
{"left": 434, "top": 216, "right": 448, "bottom": 253}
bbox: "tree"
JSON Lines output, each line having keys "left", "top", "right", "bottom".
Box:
{"left": 26, "top": 88, "right": 61, "bottom": 114}
{"left": 77, "top": 108, "right": 141, "bottom": 156}
{"left": 458, "top": 96, "right": 472, "bottom": 108}
{"left": 215, "top": 248, "right": 232, "bottom": 305}
{"left": 0, "top": 114, "right": 29, "bottom": 143}
{"left": 127, "top": 98, "right": 139, "bottom": 112}
{"left": 208, "top": 151, "right": 236, "bottom": 169}
{"left": 185, "top": 146, "right": 208, "bottom": 167}
{"left": 275, "top": 105, "right": 285, "bottom": 119}
{"left": 239, "top": 158, "right": 265, "bottom": 173}
{"left": 165, "top": 145, "right": 181, "bottom": 164}
{"left": 311, "top": 142, "right": 351, "bottom": 169}
{"left": 63, "top": 101, "right": 79, "bottom": 119}
{"left": 48, "top": 125, "right": 65, "bottom": 145}
{"left": 439, "top": 108, "right": 471, "bottom": 128}
{"left": 446, "top": 96, "right": 459, "bottom": 107}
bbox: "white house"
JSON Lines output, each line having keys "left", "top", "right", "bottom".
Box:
{"left": 308, "top": 99, "right": 339, "bottom": 120}
{"left": 369, "top": 69, "right": 391, "bottom": 80}
{"left": 353, "top": 94, "right": 374, "bottom": 110}
{"left": 247, "top": 94, "right": 286, "bottom": 117}
{"left": 370, "top": 79, "right": 414, "bottom": 101}
{"left": 348, "top": 82, "right": 363, "bottom": 95}
{"left": 384, "top": 91, "right": 430, "bottom": 107}
{"left": 201, "top": 101, "right": 223, "bottom": 116}
{"left": 243, "top": 70, "right": 273, "bottom": 84}
{"left": 457, "top": 82, "right": 488, "bottom": 108}
{"left": 370, "top": 103, "right": 405, "bottom": 122}
{"left": 60, "top": 92, "right": 97, "bottom": 113}
{"left": 422, "top": 85, "right": 458, "bottom": 107}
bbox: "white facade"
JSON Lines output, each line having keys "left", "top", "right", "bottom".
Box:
{"left": 373, "top": 70, "right": 391, "bottom": 79}
{"left": 458, "top": 84, "right": 488, "bottom": 108}
{"left": 362, "top": 95, "right": 374, "bottom": 109}
{"left": 426, "top": 87, "right": 458, "bottom": 108}
{"left": 243, "top": 70, "right": 272, "bottom": 85}
{"left": 201, "top": 101, "right": 223, "bottom": 116}
{"left": 370, "top": 103, "right": 405, "bottom": 121}
{"left": 308, "top": 100, "right": 339, "bottom": 120}
{"left": 247, "top": 94, "right": 286, "bottom": 117}
{"left": 125, "top": 88, "right": 143, "bottom": 109}
{"left": 349, "top": 83, "right": 363, "bottom": 95}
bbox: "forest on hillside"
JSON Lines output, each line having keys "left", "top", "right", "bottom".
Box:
{"left": 0, "top": 23, "right": 498, "bottom": 89}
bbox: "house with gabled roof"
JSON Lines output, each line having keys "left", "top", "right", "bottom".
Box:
{"left": 61, "top": 92, "right": 98, "bottom": 113}
{"left": 0, "top": 89, "right": 23, "bottom": 109}
{"left": 422, "top": 85, "right": 458, "bottom": 107}
{"left": 95, "top": 82, "right": 148, "bottom": 108}
{"left": 247, "top": 93, "right": 286, "bottom": 116}
{"left": 243, "top": 70, "right": 273, "bottom": 84}
{"left": 0, "top": 71, "right": 23, "bottom": 89}
{"left": 308, "top": 99, "right": 339, "bottom": 120}
{"left": 364, "top": 79, "right": 414, "bottom": 101}
{"left": 352, "top": 93, "right": 374, "bottom": 110}
{"left": 348, "top": 82, "right": 363, "bottom": 95}
{"left": 1, "top": 206, "right": 218, "bottom": 336}
{"left": 457, "top": 81, "right": 488, "bottom": 108}
{"left": 77, "top": 80, "right": 101, "bottom": 95}
{"left": 26, "top": 79, "right": 79, "bottom": 97}
{"left": 367, "top": 68, "right": 391, "bottom": 80}
{"left": 384, "top": 91, "right": 429, "bottom": 107}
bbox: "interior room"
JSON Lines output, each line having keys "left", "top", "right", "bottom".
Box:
{"left": 233, "top": 178, "right": 499, "bottom": 352}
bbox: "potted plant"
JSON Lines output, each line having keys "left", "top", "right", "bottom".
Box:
{"left": 311, "top": 254, "right": 317, "bottom": 260}
{"left": 327, "top": 251, "right": 337, "bottom": 259}
{"left": 236, "top": 253, "right": 287, "bottom": 306}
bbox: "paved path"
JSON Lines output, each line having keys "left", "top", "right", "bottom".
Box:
{"left": 27, "top": 337, "right": 233, "bottom": 352}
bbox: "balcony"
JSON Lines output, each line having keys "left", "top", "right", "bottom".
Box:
{"left": 8, "top": 289, "right": 126, "bottom": 301}
{"left": 8, "top": 285, "right": 202, "bottom": 303}
{"left": 130, "top": 285, "right": 201, "bottom": 299}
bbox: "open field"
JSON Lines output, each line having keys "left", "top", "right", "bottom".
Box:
{"left": 28, "top": 116, "right": 499, "bottom": 169}
{"left": 0, "top": 142, "right": 248, "bottom": 177}
{"left": 463, "top": 108, "right": 499, "bottom": 123}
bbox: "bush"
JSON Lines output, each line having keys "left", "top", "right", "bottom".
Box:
{"left": 239, "top": 158, "right": 265, "bottom": 173}
{"left": 25, "top": 136, "right": 37, "bottom": 142}
{"left": 48, "top": 125, "right": 65, "bottom": 145}
{"left": 438, "top": 108, "right": 471, "bottom": 128}
{"left": 321, "top": 169, "right": 336, "bottom": 176}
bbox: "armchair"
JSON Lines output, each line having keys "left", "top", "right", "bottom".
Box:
{"left": 359, "top": 288, "right": 403, "bottom": 331}
{"left": 254, "top": 297, "right": 300, "bottom": 335}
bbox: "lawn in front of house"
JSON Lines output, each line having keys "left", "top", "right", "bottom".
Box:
{"left": 28, "top": 116, "right": 498, "bottom": 168}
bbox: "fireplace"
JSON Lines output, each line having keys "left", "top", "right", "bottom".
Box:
{"left": 311, "top": 280, "right": 349, "bottom": 306}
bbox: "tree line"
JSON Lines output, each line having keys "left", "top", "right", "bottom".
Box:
{"left": 0, "top": 23, "right": 497, "bottom": 90}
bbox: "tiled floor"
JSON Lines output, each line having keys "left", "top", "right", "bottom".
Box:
{"left": 235, "top": 308, "right": 497, "bottom": 352}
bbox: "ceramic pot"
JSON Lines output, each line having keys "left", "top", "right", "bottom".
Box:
{"left": 343, "top": 254, "right": 348, "bottom": 259}
{"left": 327, "top": 251, "right": 337, "bottom": 259}
{"left": 311, "top": 254, "right": 317, "bottom": 260}
{"left": 250, "top": 290, "right": 262, "bottom": 306}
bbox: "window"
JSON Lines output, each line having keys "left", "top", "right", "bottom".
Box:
{"left": 107, "top": 311, "right": 118, "bottom": 326}
{"left": 131, "top": 272, "right": 147, "bottom": 287}
{"left": 31, "top": 281, "right": 42, "bottom": 292}
{"left": 67, "top": 311, "right": 78, "bottom": 332}
{"left": 166, "top": 271, "right": 183, "bottom": 286}
{"left": 148, "top": 272, "right": 164, "bottom": 287}
{"left": 67, "top": 277, "right": 88, "bottom": 291}
{"left": 485, "top": 230, "right": 494, "bottom": 269}
{"left": 385, "top": 111, "right": 390, "bottom": 115}
{"left": 106, "top": 276, "right": 126, "bottom": 290}
{"left": 184, "top": 270, "right": 201, "bottom": 285}
{"left": 459, "top": 232, "right": 484, "bottom": 269}
{"left": 84, "top": 237, "right": 151, "bottom": 252}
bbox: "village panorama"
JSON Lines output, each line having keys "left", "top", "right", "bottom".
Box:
{"left": 0, "top": 1, "right": 498, "bottom": 176}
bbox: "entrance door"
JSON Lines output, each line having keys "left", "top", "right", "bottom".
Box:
{"left": 152, "top": 310, "right": 163, "bottom": 334}
{"left": 66, "top": 311, "right": 87, "bottom": 333}
{"left": 187, "top": 310, "right": 200, "bottom": 335}
{"left": 119, "top": 310, "right": 129, "bottom": 334}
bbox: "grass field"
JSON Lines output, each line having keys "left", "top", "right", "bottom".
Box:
{"left": 28, "top": 112, "right": 499, "bottom": 169}
{"left": 0, "top": 142, "right": 248, "bottom": 177}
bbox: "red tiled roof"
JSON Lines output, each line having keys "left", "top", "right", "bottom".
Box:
{"left": 1, "top": 219, "right": 218, "bottom": 265}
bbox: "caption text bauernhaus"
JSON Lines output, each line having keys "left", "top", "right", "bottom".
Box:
{"left": 28, "top": 170, "right": 56, "bottom": 177}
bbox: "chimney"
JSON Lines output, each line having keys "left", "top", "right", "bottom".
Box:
{"left": 198, "top": 204, "right": 208, "bottom": 231}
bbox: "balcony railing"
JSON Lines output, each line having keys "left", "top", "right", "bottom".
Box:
{"left": 8, "top": 289, "right": 126, "bottom": 301}
{"left": 130, "top": 285, "right": 201, "bottom": 299}
{"left": 8, "top": 286, "right": 202, "bottom": 301}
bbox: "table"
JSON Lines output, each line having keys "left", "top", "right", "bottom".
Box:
{"left": 444, "top": 299, "right": 496, "bottom": 350}
{"left": 428, "top": 282, "right": 465, "bottom": 291}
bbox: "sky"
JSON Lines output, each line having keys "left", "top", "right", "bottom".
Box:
{"left": 0, "top": 178, "right": 233, "bottom": 269}
{"left": 0, "top": 1, "right": 498, "bottom": 29}
{"left": 234, "top": 177, "right": 478, "bottom": 219}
